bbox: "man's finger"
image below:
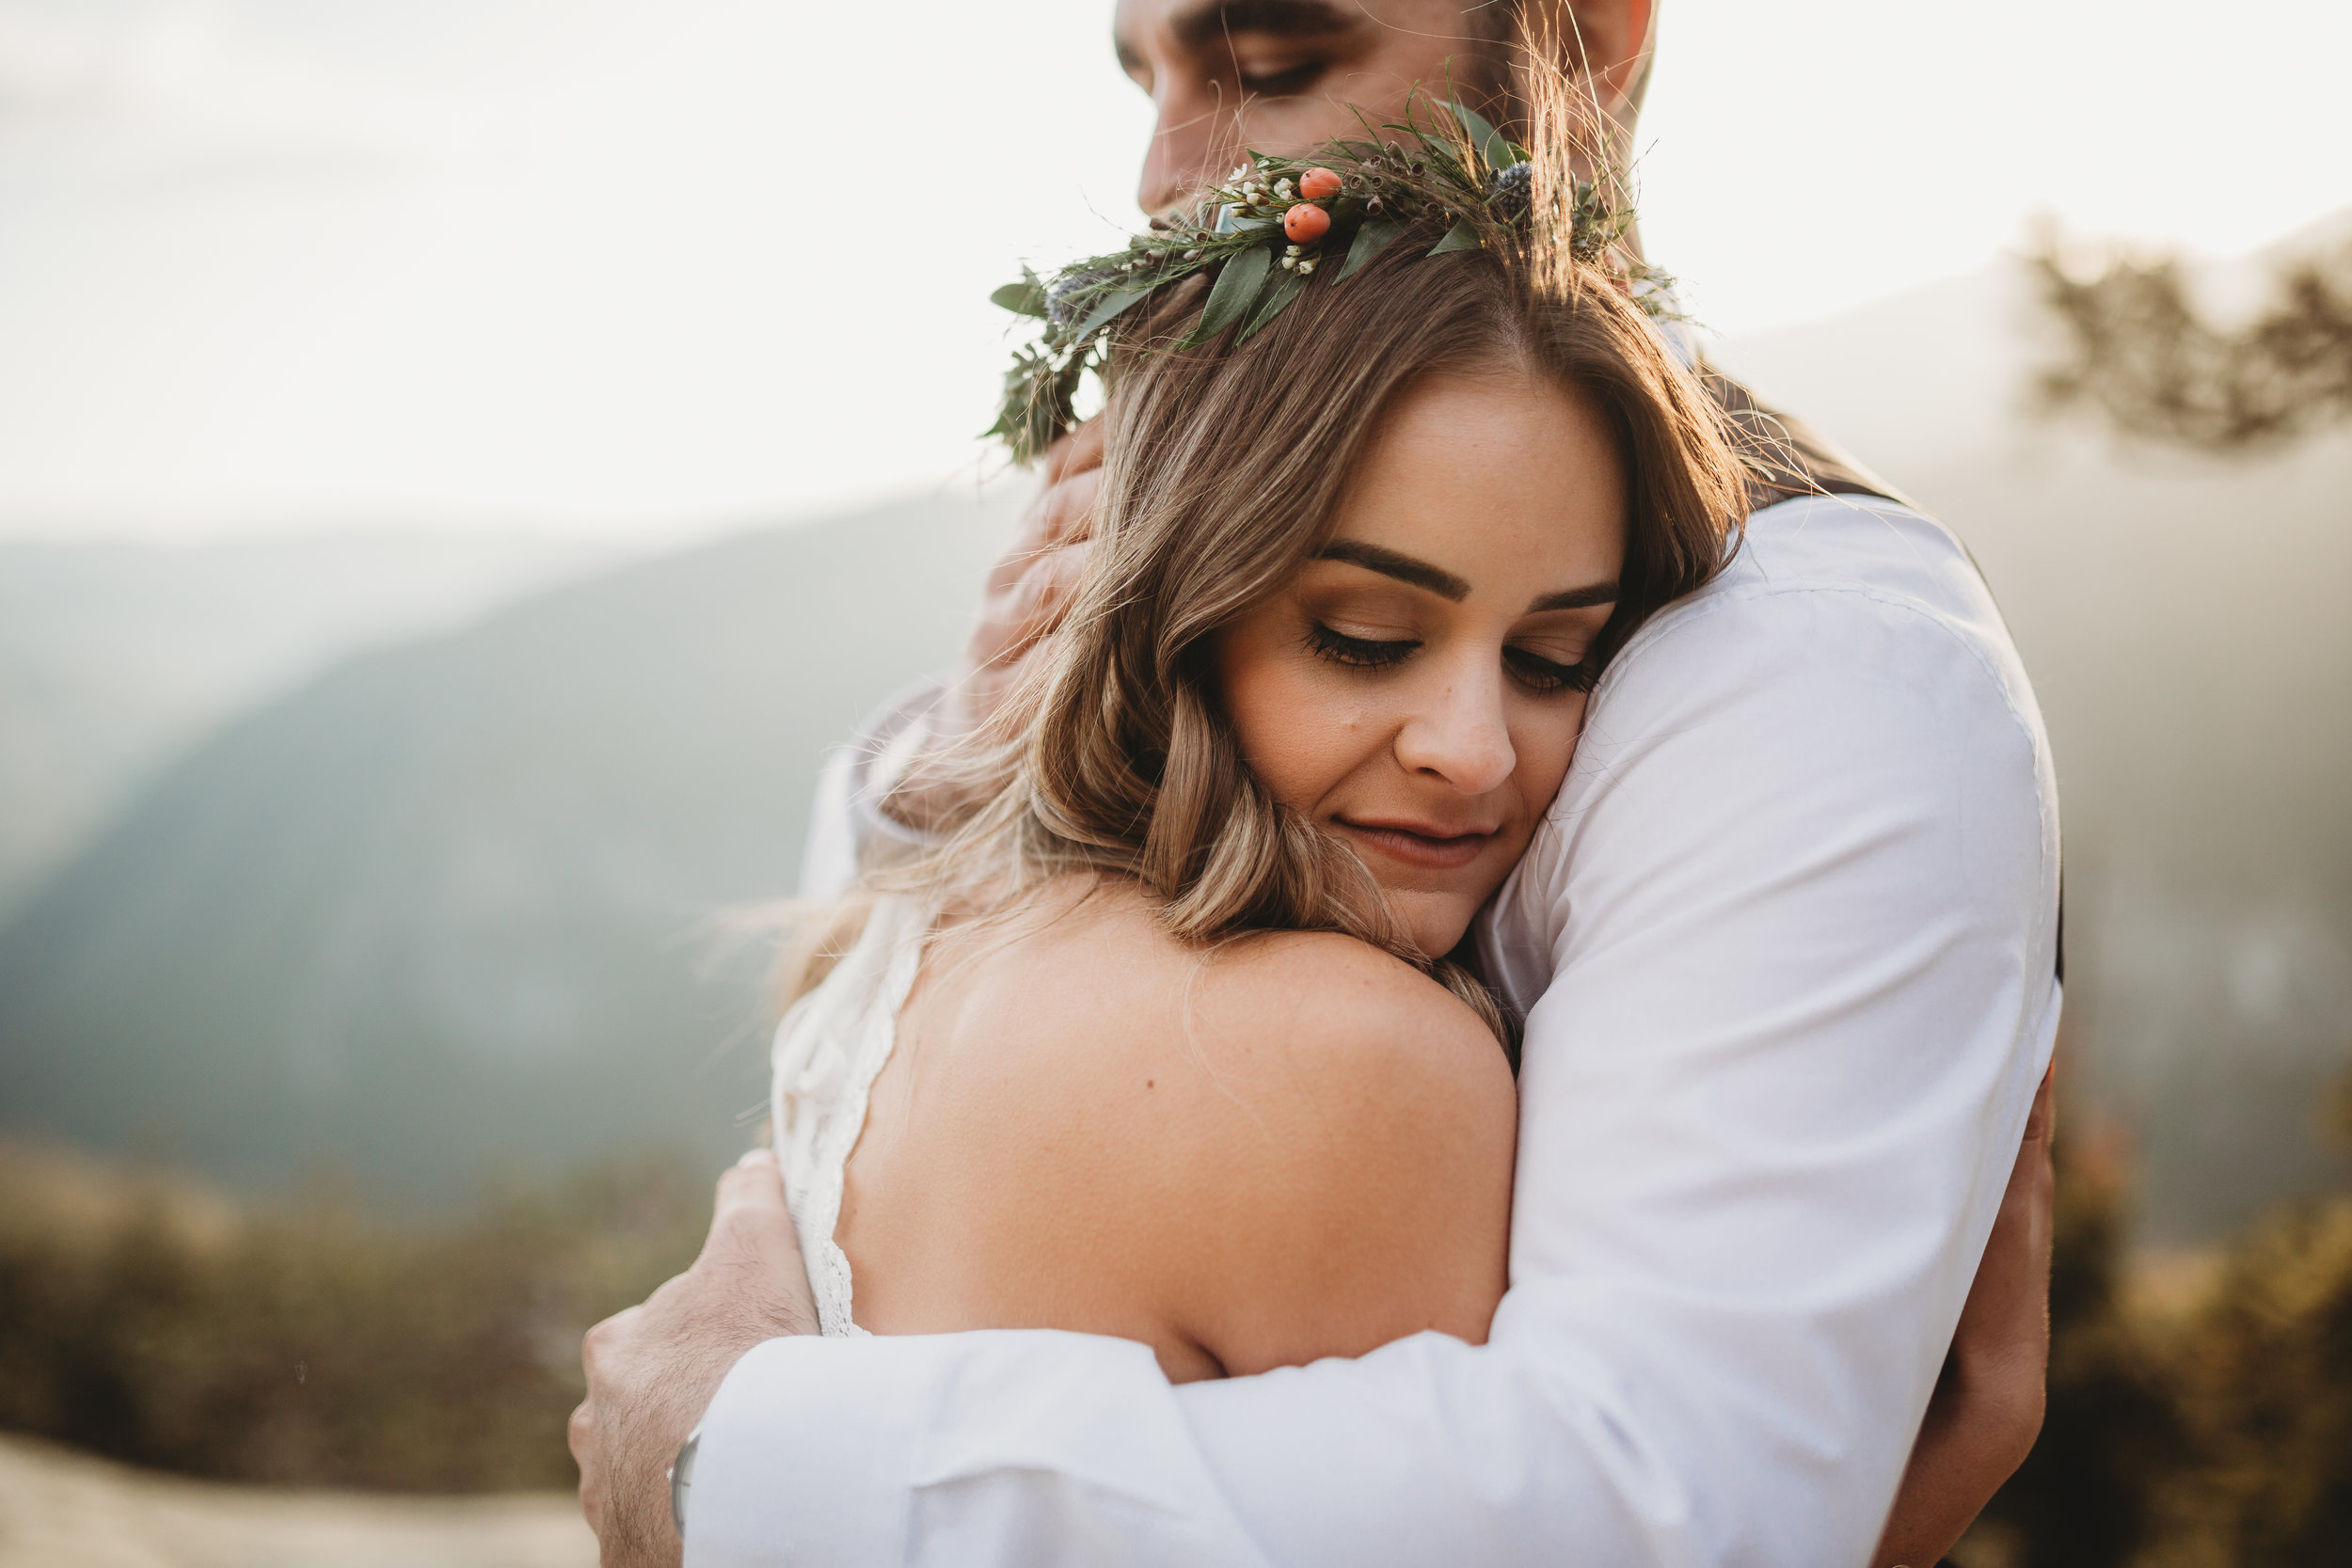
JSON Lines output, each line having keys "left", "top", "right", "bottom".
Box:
{"left": 999, "top": 540, "right": 1095, "bottom": 656}
{"left": 568, "top": 1398, "right": 594, "bottom": 1464}
{"left": 582, "top": 1304, "right": 642, "bottom": 1375}
{"left": 996, "top": 432, "right": 1104, "bottom": 566}
{"left": 699, "top": 1149, "right": 810, "bottom": 1283}
{"left": 568, "top": 1399, "right": 603, "bottom": 1531}
{"left": 1041, "top": 416, "right": 1106, "bottom": 488}
{"left": 713, "top": 1147, "right": 788, "bottom": 1220}
{"left": 1032, "top": 460, "right": 1103, "bottom": 548}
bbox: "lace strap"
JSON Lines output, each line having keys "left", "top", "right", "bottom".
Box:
{"left": 771, "top": 895, "right": 930, "bottom": 1336}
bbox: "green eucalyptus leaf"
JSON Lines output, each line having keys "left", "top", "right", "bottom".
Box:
{"left": 1073, "top": 286, "right": 1151, "bottom": 345}
{"left": 1237, "top": 267, "right": 1306, "bottom": 342}
{"left": 1335, "top": 219, "right": 1405, "bottom": 283}
{"left": 1448, "top": 101, "right": 1514, "bottom": 175}
{"left": 990, "top": 272, "right": 1049, "bottom": 318}
{"left": 1427, "top": 218, "right": 1481, "bottom": 257}
{"left": 1186, "top": 245, "right": 1272, "bottom": 344}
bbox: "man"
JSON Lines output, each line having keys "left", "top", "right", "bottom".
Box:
{"left": 572, "top": 4, "right": 2060, "bottom": 1564}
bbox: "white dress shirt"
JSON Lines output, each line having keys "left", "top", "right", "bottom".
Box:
{"left": 688, "top": 490, "right": 2061, "bottom": 1568}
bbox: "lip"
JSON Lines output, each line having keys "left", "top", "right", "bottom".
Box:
{"left": 1333, "top": 816, "right": 1500, "bottom": 872}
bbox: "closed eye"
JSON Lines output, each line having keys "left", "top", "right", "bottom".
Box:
{"left": 1504, "top": 645, "right": 1596, "bottom": 694}
{"left": 1305, "top": 622, "right": 1416, "bottom": 669}
{"left": 1238, "top": 57, "right": 1329, "bottom": 97}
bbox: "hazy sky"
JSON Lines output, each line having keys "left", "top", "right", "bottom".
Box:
{"left": 1, "top": 0, "right": 2344, "bottom": 540}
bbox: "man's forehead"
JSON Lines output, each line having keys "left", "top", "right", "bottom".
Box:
{"left": 1115, "top": 0, "right": 1372, "bottom": 55}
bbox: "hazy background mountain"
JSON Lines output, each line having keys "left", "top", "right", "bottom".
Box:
{"left": 0, "top": 236, "right": 2344, "bottom": 1236}
{"left": 0, "top": 496, "right": 1011, "bottom": 1207}
{"left": 0, "top": 532, "right": 629, "bottom": 919}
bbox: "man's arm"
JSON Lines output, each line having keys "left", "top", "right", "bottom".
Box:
{"left": 680, "top": 497, "right": 2059, "bottom": 1567}
{"left": 796, "top": 676, "right": 946, "bottom": 898}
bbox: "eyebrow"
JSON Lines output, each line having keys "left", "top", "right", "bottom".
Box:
{"left": 1314, "top": 540, "right": 1620, "bottom": 613}
{"left": 1530, "top": 582, "right": 1620, "bottom": 611}
{"left": 1167, "top": 0, "right": 1362, "bottom": 55}
{"left": 1314, "top": 540, "right": 1470, "bottom": 599}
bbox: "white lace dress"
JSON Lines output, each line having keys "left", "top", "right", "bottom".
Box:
{"left": 770, "top": 895, "right": 930, "bottom": 1338}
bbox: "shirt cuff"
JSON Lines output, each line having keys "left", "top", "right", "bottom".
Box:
{"left": 685, "top": 1335, "right": 932, "bottom": 1567}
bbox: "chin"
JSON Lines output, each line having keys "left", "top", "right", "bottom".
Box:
{"left": 1388, "top": 892, "right": 1475, "bottom": 963}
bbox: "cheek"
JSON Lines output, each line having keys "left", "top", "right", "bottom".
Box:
{"left": 1216, "top": 624, "right": 1380, "bottom": 813}
{"left": 1509, "top": 691, "right": 1591, "bottom": 819}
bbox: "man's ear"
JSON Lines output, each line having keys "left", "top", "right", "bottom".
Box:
{"left": 1557, "top": 0, "right": 1659, "bottom": 122}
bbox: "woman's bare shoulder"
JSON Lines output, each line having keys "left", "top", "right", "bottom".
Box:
{"left": 937, "top": 893, "right": 1518, "bottom": 1377}
{"left": 964, "top": 887, "right": 1513, "bottom": 1131}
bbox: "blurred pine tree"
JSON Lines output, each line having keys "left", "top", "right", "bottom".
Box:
{"left": 2033, "top": 230, "right": 2352, "bottom": 453}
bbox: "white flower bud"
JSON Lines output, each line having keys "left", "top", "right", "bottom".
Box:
{"left": 1296, "top": 259, "right": 1315, "bottom": 275}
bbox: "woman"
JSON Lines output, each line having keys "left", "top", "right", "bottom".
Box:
{"left": 773, "top": 105, "right": 1738, "bottom": 1373}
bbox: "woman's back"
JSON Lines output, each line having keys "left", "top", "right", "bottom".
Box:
{"left": 801, "top": 877, "right": 1516, "bottom": 1383}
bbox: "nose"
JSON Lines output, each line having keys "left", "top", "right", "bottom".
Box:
{"left": 1392, "top": 662, "right": 1518, "bottom": 799}
{"left": 1137, "top": 83, "right": 1232, "bottom": 216}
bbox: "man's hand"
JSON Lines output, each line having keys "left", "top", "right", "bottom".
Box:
{"left": 957, "top": 420, "right": 1104, "bottom": 737}
{"left": 571, "top": 1149, "right": 817, "bottom": 1568}
{"left": 1874, "top": 1061, "right": 2057, "bottom": 1566}
{"left": 884, "top": 420, "right": 1104, "bottom": 835}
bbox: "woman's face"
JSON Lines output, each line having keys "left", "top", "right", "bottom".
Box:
{"left": 1216, "top": 369, "right": 1627, "bottom": 958}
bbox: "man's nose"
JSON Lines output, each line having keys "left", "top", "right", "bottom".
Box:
{"left": 1137, "top": 86, "right": 1231, "bottom": 216}
{"left": 1393, "top": 667, "right": 1518, "bottom": 798}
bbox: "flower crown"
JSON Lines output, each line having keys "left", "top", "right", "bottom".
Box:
{"left": 986, "top": 98, "right": 1667, "bottom": 464}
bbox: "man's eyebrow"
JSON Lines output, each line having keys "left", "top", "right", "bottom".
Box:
{"left": 1169, "top": 0, "right": 1361, "bottom": 54}
{"left": 1530, "top": 582, "right": 1620, "bottom": 612}
{"left": 1312, "top": 541, "right": 1470, "bottom": 600}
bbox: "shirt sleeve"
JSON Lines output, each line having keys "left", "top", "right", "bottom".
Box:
{"left": 796, "top": 677, "right": 947, "bottom": 899}
{"left": 691, "top": 505, "right": 2061, "bottom": 1567}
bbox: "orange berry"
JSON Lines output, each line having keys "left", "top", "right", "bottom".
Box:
{"left": 1298, "top": 166, "right": 1343, "bottom": 201}
{"left": 1283, "top": 202, "right": 1331, "bottom": 243}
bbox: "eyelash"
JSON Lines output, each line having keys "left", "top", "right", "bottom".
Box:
{"left": 1304, "top": 623, "right": 1597, "bottom": 694}
{"left": 1305, "top": 622, "right": 1415, "bottom": 669}
{"left": 1505, "top": 646, "right": 1596, "bottom": 694}
{"left": 1238, "top": 59, "right": 1328, "bottom": 97}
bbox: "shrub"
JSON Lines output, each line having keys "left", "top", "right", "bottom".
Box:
{"left": 0, "top": 1141, "right": 707, "bottom": 1490}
